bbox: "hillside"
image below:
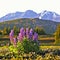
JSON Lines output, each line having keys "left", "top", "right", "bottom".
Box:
{"left": 0, "top": 18, "right": 60, "bottom": 34}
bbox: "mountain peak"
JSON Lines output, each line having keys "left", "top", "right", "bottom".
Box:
{"left": 26, "top": 10, "right": 34, "bottom": 12}
{"left": 39, "top": 10, "right": 60, "bottom": 22}
{"left": 0, "top": 10, "right": 60, "bottom": 22}
{"left": 20, "top": 10, "right": 38, "bottom": 18}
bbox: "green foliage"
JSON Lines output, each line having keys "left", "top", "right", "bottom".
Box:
{"left": 9, "top": 45, "right": 18, "bottom": 54}
{"left": 2, "top": 27, "right": 7, "bottom": 35}
{"left": 13, "top": 26, "right": 19, "bottom": 35}
{"left": 9, "top": 38, "right": 39, "bottom": 54}
{"left": 9, "top": 43, "right": 24, "bottom": 54}
{"left": 22, "top": 38, "right": 39, "bottom": 53}
{"left": 17, "top": 41, "right": 24, "bottom": 54}
{"left": 34, "top": 26, "right": 46, "bottom": 35}
{"left": 2, "top": 27, "right": 11, "bottom": 35}
{"left": 7, "top": 27, "right": 11, "bottom": 35}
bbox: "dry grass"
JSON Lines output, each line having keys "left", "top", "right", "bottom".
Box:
{"left": 38, "top": 35, "right": 55, "bottom": 40}
{"left": 39, "top": 37, "right": 55, "bottom": 40}
{"left": 40, "top": 46, "right": 60, "bottom": 50}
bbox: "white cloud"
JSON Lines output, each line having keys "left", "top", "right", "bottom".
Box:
{"left": 0, "top": 0, "right": 60, "bottom": 17}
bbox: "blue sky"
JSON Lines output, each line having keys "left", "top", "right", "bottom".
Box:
{"left": 0, "top": 0, "right": 60, "bottom": 17}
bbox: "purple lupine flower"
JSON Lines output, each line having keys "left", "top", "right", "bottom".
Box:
{"left": 33, "top": 32, "right": 38, "bottom": 41}
{"left": 9, "top": 29, "right": 14, "bottom": 44}
{"left": 13, "top": 38, "right": 16, "bottom": 44}
{"left": 23, "top": 30, "right": 25, "bottom": 37}
{"left": 10, "top": 30, "right": 14, "bottom": 36}
{"left": 20, "top": 27, "right": 25, "bottom": 37}
{"left": 29, "top": 28, "right": 33, "bottom": 39}
{"left": 30, "top": 28, "right": 33, "bottom": 33}
{"left": 9, "top": 30, "right": 14, "bottom": 38}
{"left": 26, "top": 28, "right": 29, "bottom": 34}
{"left": 26, "top": 28, "right": 29, "bottom": 38}
{"left": 29, "top": 32, "right": 33, "bottom": 39}
{"left": 18, "top": 33, "right": 23, "bottom": 42}
{"left": 9, "top": 30, "right": 14, "bottom": 37}
{"left": 9, "top": 36, "right": 13, "bottom": 44}
{"left": 13, "top": 38, "right": 17, "bottom": 47}
{"left": 20, "top": 27, "right": 24, "bottom": 33}
{"left": 17, "top": 36, "right": 19, "bottom": 40}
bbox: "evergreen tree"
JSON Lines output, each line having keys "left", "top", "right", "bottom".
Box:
{"left": 2, "top": 27, "right": 7, "bottom": 35}
{"left": 13, "top": 26, "right": 19, "bottom": 35}
{"left": 7, "top": 27, "right": 11, "bottom": 35}
{"left": 34, "top": 26, "right": 46, "bottom": 35}
{"left": 55, "top": 24, "right": 60, "bottom": 44}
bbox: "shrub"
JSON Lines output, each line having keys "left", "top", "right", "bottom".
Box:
{"left": 22, "top": 38, "right": 39, "bottom": 53}
{"left": 9, "top": 27, "right": 40, "bottom": 54}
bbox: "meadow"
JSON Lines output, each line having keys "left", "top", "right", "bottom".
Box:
{"left": 0, "top": 19, "right": 60, "bottom": 60}
{"left": 0, "top": 32, "right": 60, "bottom": 60}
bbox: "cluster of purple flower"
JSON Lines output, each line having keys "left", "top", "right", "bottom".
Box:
{"left": 9, "top": 29, "right": 16, "bottom": 47}
{"left": 9, "top": 30, "right": 14, "bottom": 44}
{"left": 9, "top": 27, "right": 38, "bottom": 46}
{"left": 17, "top": 27, "right": 25, "bottom": 42}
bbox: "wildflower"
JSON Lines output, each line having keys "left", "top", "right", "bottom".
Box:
{"left": 26, "top": 28, "right": 29, "bottom": 38}
{"left": 9, "top": 29, "right": 14, "bottom": 44}
{"left": 13, "top": 38, "right": 17, "bottom": 47}
{"left": 33, "top": 32, "right": 38, "bottom": 41}
{"left": 20, "top": 27, "right": 24, "bottom": 33}
{"left": 13, "top": 38, "right": 16, "bottom": 44}
{"left": 30, "top": 28, "right": 33, "bottom": 34}
{"left": 26, "top": 28, "right": 29, "bottom": 35}
{"left": 10, "top": 30, "right": 14, "bottom": 36}
{"left": 29, "top": 28, "right": 33, "bottom": 39}
{"left": 20, "top": 27, "right": 25, "bottom": 37}
{"left": 18, "top": 33, "right": 23, "bottom": 42}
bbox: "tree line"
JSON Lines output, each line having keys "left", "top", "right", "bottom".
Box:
{"left": 0, "top": 26, "right": 46, "bottom": 35}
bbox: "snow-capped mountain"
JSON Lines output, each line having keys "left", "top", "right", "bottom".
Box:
{"left": 0, "top": 10, "right": 38, "bottom": 22}
{"left": 0, "top": 10, "right": 60, "bottom": 22}
{"left": 39, "top": 10, "right": 60, "bottom": 22}
{"left": 0, "top": 12, "right": 23, "bottom": 22}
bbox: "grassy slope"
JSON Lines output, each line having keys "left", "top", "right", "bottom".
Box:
{"left": 0, "top": 18, "right": 60, "bottom": 34}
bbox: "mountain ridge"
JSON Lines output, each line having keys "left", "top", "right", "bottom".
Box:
{"left": 0, "top": 10, "right": 60, "bottom": 22}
